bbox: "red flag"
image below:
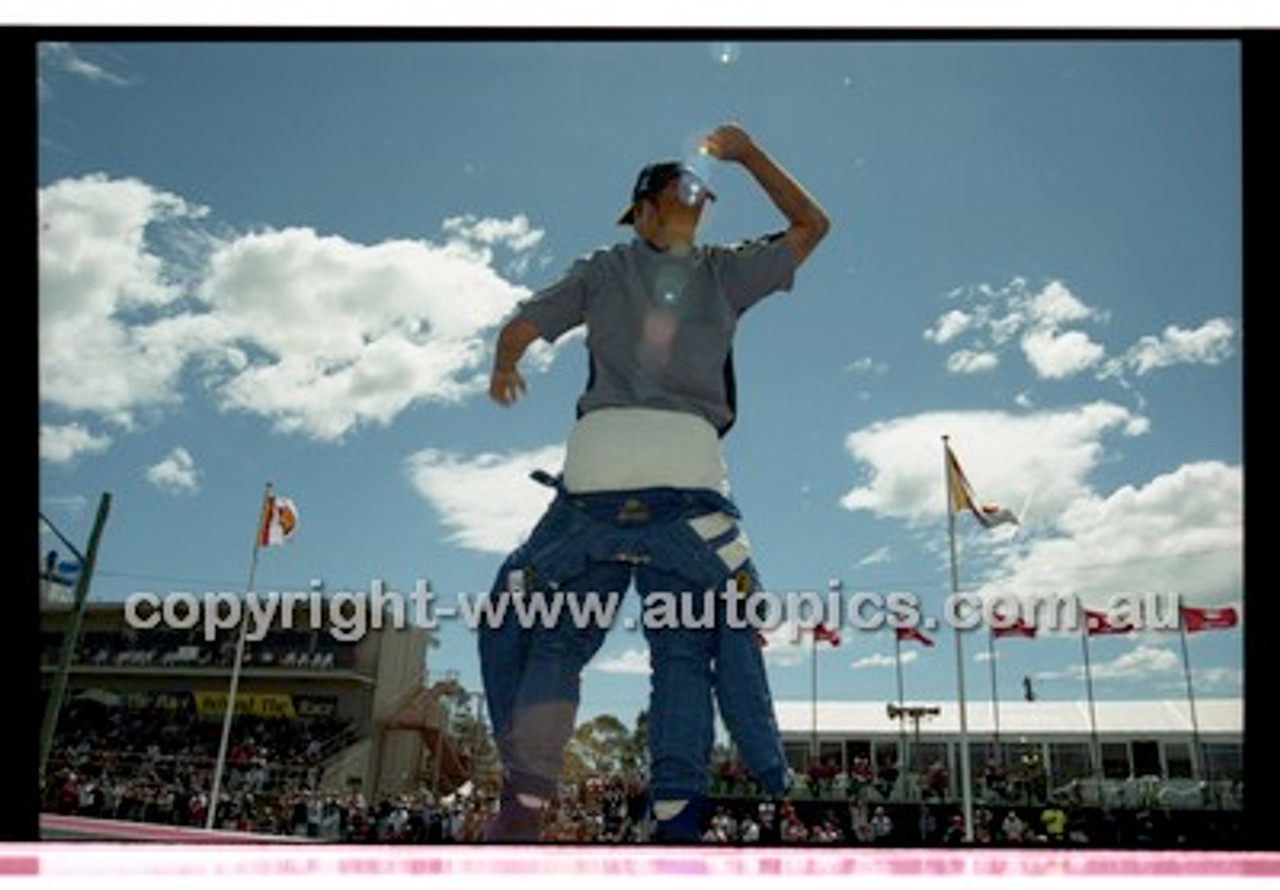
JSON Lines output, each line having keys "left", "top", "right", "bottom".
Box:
{"left": 1083, "top": 608, "right": 1134, "bottom": 636}
{"left": 991, "top": 614, "right": 1037, "bottom": 639}
{"left": 813, "top": 622, "right": 842, "bottom": 647}
{"left": 755, "top": 630, "right": 769, "bottom": 649}
{"left": 896, "top": 626, "right": 934, "bottom": 647}
{"left": 1181, "top": 605, "right": 1239, "bottom": 633}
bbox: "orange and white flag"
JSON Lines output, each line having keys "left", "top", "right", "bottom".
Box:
{"left": 946, "top": 443, "right": 1018, "bottom": 529}
{"left": 259, "top": 494, "right": 299, "bottom": 547}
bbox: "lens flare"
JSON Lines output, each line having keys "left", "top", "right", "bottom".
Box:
{"left": 710, "top": 42, "right": 741, "bottom": 66}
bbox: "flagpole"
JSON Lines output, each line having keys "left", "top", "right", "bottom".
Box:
{"left": 1079, "top": 604, "right": 1102, "bottom": 782}
{"left": 988, "top": 631, "right": 1001, "bottom": 763}
{"left": 810, "top": 627, "right": 818, "bottom": 768}
{"left": 1176, "top": 609, "right": 1206, "bottom": 786}
{"left": 942, "top": 436, "right": 974, "bottom": 842}
{"left": 894, "top": 630, "right": 907, "bottom": 778}
{"left": 206, "top": 483, "right": 273, "bottom": 830}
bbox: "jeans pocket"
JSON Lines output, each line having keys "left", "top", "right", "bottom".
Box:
{"left": 518, "top": 498, "right": 596, "bottom": 591}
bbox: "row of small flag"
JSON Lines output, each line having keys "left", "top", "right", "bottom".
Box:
{"left": 774, "top": 602, "right": 1241, "bottom": 651}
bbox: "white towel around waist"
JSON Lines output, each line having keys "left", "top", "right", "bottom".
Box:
{"left": 561, "top": 408, "right": 729, "bottom": 495}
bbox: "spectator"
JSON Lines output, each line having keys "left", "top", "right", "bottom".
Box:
{"left": 876, "top": 756, "right": 899, "bottom": 801}
{"left": 849, "top": 802, "right": 875, "bottom": 844}
{"left": 943, "top": 813, "right": 966, "bottom": 845}
{"left": 870, "top": 805, "right": 894, "bottom": 843}
{"left": 973, "top": 806, "right": 994, "bottom": 844}
{"left": 848, "top": 754, "right": 874, "bottom": 802}
{"left": 1041, "top": 800, "right": 1068, "bottom": 844}
{"left": 918, "top": 805, "right": 937, "bottom": 843}
{"left": 1002, "top": 809, "right": 1026, "bottom": 843}
{"left": 924, "top": 759, "right": 949, "bottom": 802}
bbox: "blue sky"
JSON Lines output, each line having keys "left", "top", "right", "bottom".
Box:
{"left": 38, "top": 39, "right": 1243, "bottom": 731}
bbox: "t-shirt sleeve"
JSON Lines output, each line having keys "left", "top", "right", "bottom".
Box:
{"left": 715, "top": 233, "right": 799, "bottom": 314}
{"left": 511, "top": 254, "right": 593, "bottom": 343}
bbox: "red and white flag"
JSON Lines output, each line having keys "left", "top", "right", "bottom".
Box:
{"left": 259, "top": 494, "right": 299, "bottom": 547}
{"left": 1181, "top": 605, "right": 1239, "bottom": 634}
{"left": 813, "top": 622, "right": 842, "bottom": 647}
{"left": 991, "top": 613, "right": 1038, "bottom": 639}
{"left": 896, "top": 626, "right": 935, "bottom": 647}
{"left": 1083, "top": 608, "right": 1134, "bottom": 636}
{"left": 946, "top": 443, "right": 1018, "bottom": 529}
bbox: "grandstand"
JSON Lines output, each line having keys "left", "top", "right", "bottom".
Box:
{"left": 690, "top": 698, "right": 1245, "bottom": 847}
{"left": 772, "top": 697, "right": 1242, "bottom": 807}
{"left": 40, "top": 592, "right": 493, "bottom": 836}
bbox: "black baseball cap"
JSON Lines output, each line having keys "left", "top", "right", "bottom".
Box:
{"left": 616, "top": 160, "right": 716, "bottom": 225}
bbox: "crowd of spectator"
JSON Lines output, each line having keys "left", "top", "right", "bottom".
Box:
{"left": 43, "top": 696, "right": 355, "bottom": 831}
{"left": 42, "top": 697, "right": 1242, "bottom": 847}
{"left": 781, "top": 752, "right": 1054, "bottom": 809}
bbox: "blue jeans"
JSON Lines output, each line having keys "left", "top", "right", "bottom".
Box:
{"left": 478, "top": 478, "right": 786, "bottom": 803}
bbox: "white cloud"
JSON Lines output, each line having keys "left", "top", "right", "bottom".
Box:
{"left": 39, "top": 42, "right": 131, "bottom": 96}
{"left": 851, "top": 650, "right": 920, "bottom": 670}
{"left": 857, "top": 546, "right": 891, "bottom": 567}
{"left": 40, "top": 423, "right": 112, "bottom": 463}
{"left": 839, "top": 402, "right": 1146, "bottom": 525}
{"left": 39, "top": 175, "right": 206, "bottom": 427}
{"left": 1121, "top": 318, "right": 1237, "bottom": 376}
{"left": 1036, "top": 644, "right": 1180, "bottom": 683}
{"left": 945, "top": 349, "right": 999, "bottom": 375}
{"left": 927, "top": 279, "right": 1106, "bottom": 380}
{"left": 923, "top": 309, "right": 973, "bottom": 345}
{"left": 404, "top": 445, "right": 564, "bottom": 554}
{"left": 146, "top": 447, "right": 200, "bottom": 495}
{"left": 39, "top": 174, "right": 548, "bottom": 448}
{"left": 442, "top": 213, "right": 544, "bottom": 254}
{"left": 592, "top": 647, "right": 651, "bottom": 675}
{"left": 197, "top": 225, "right": 533, "bottom": 440}
{"left": 1021, "top": 328, "right": 1106, "bottom": 379}
{"left": 1186, "top": 665, "right": 1243, "bottom": 692}
{"left": 976, "top": 461, "right": 1242, "bottom": 608}
{"left": 1026, "top": 280, "right": 1101, "bottom": 327}
{"left": 845, "top": 356, "right": 889, "bottom": 376}
{"left": 925, "top": 279, "right": 1235, "bottom": 384}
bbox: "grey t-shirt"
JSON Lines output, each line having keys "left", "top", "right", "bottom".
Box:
{"left": 513, "top": 235, "right": 797, "bottom": 434}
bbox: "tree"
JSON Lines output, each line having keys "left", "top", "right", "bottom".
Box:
{"left": 563, "top": 710, "right": 649, "bottom": 783}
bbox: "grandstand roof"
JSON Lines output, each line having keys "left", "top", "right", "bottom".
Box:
{"left": 773, "top": 698, "right": 1242, "bottom": 738}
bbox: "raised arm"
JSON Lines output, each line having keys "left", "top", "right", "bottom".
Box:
{"left": 703, "top": 123, "right": 830, "bottom": 266}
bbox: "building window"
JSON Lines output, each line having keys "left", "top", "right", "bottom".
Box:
{"left": 1048, "top": 742, "right": 1093, "bottom": 782}
{"left": 783, "top": 741, "right": 809, "bottom": 773}
{"left": 912, "top": 742, "right": 948, "bottom": 775}
{"left": 1164, "top": 742, "right": 1193, "bottom": 779}
{"left": 1131, "top": 740, "right": 1161, "bottom": 778}
{"left": 1201, "top": 743, "right": 1243, "bottom": 781}
{"left": 1101, "top": 742, "right": 1130, "bottom": 779}
{"left": 818, "top": 741, "right": 844, "bottom": 771}
{"left": 873, "top": 740, "right": 902, "bottom": 775}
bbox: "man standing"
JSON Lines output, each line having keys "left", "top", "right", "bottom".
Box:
{"left": 480, "top": 122, "right": 829, "bottom": 842}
